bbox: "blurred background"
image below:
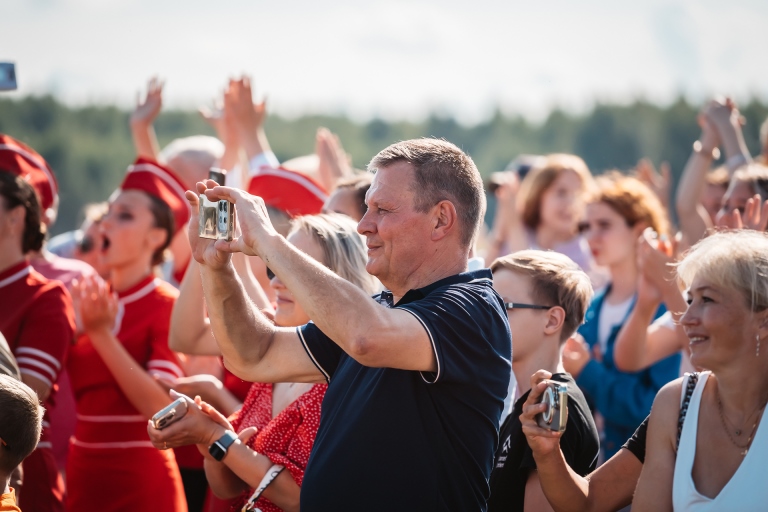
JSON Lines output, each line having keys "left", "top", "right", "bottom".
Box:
{"left": 2, "top": 0, "right": 767, "bottom": 234}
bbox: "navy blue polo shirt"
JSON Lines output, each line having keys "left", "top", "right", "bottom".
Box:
{"left": 297, "top": 269, "right": 511, "bottom": 511}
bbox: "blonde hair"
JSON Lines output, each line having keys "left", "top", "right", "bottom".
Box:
{"left": 677, "top": 230, "right": 768, "bottom": 312}
{"left": 590, "top": 172, "right": 670, "bottom": 236}
{"left": 289, "top": 213, "right": 379, "bottom": 294}
{"left": 490, "top": 250, "right": 594, "bottom": 341}
{"left": 728, "top": 164, "right": 768, "bottom": 201}
{"left": 518, "top": 154, "right": 595, "bottom": 230}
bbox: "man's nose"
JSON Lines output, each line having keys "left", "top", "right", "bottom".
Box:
{"left": 357, "top": 210, "right": 375, "bottom": 236}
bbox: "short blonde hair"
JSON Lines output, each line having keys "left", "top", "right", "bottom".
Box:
{"left": 518, "top": 154, "right": 595, "bottom": 231}
{"left": 590, "top": 172, "right": 670, "bottom": 236}
{"left": 490, "top": 250, "right": 594, "bottom": 341}
{"left": 289, "top": 213, "right": 379, "bottom": 295}
{"left": 677, "top": 230, "right": 768, "bottom": 312}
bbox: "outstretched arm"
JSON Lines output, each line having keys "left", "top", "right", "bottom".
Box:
{"left": 130, "top": 77, "right": 163, "bottom": 160}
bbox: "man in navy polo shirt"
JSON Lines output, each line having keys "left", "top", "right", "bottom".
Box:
{"left": 187, "top": 138, "right": 511, "bottom": 510}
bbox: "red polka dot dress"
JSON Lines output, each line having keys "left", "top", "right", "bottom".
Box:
{"left": 229, "top": 383, "right": 327, "bottom": 512}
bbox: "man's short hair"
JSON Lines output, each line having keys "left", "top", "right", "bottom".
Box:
{"left": 0, "top": 375, "right": 43, "bottom": 473}
{"left": 490, "top": 250, "right": 594, "bottom": 342}
{"left": 367, "top": 138, "right": 485, "bottom": 247}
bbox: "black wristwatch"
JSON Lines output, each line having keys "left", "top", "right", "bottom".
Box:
{"left": 209, "top": 430, "right": 238, "bottom": 461}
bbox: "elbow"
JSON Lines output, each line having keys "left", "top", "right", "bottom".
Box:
{"left": 347, "top": 335, "right": 383, "bottom": 367}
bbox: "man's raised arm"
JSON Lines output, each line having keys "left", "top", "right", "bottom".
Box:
{"left": 185, "top": 183, "right": 323, "bottom": 384}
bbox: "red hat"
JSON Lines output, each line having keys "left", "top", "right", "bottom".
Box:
{"left": 248, "top": 166, "right": 327, "bottom": 217}
{"left": 121, "top": 157, "right": 190, "bottom": 235}
{"left": 0, "top": 134, "right": 58, "bottom": 214}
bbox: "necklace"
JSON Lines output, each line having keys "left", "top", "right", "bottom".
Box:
{"left": 715, "top": 387, "right": 767, "bottom": 456}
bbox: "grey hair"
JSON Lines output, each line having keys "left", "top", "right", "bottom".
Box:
{"left": 677, "top": 230, "right": 768, "bottom": 312}
{"left": 289, "top": 213, "right": 379, "bottom": 294}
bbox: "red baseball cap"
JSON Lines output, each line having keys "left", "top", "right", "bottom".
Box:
{"left": 121, "top": 157, "right": 191, "bottom": 236}
{"left": 0, "top": 134, "right": 58, "bottom": 214}
{"left": 248, "top": 166, "right": 327, "bottom": 217}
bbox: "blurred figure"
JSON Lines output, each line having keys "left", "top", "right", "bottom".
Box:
{"left": 714, "top": 164, "right": 768, "bottom": 229}
{"left": 66, "top": 158, "right": 190, "bottom": 512}
{"left": 634, "top": 231, "right": 768, "bottom": 510}
{"left": 487, "top": 154, "right": 604, "bottom": 286}
{"left": 565, "top": 172, "right": 680, "bottom": 459}
{"left": 0, "top": 170, "right": 74, "bottom": 512}
{"left": 322, "top": 173, "right": 373, "bottom": 221}
{"left": 0, "top": 375, "right": 44, "bottom": 512}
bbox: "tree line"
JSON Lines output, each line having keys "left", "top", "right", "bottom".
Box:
{"left": 1, "top": 95, "right": 766, "bottom": 234}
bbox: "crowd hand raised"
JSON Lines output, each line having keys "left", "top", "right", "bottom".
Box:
{"left": 316, "top": 127, "right": 353, "bottom": 191}
{"left": 199, "top": 100, "right": 229, "bottom": 141}
{"left": 148, "top": 391, "right": 228, "bottom": 450}
{"left": 562, "top": 334, "right": 592, "bottom": 377}
{"left": 520, "top": 370, "right": 565, "bottom": 455}
{"left": 635, "top": 159, "right": 671, "bottom": 208}
{"left": 717, "top": 194, "right": 768, "bottom": 232}
{"left": 637, "top": 228, "right": 678, "bottom": 290}
{"left": 704, "top": 97, "right": 745, "bottom": 132}
{"left": 229, "top": 77, "right": 266, "bottom": 137}
{"left": 130, "top": 77, "right": 164, "bottom": 127}
{"left": 71, "top": 275, "right": 118, "bottom": 335}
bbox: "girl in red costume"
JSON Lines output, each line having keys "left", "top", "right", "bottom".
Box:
{"left": 66, "top": 158, "right": 190, "bottom": 512}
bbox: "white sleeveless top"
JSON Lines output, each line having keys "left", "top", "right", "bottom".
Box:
{"left": 673, "top": 372, "right": 768, "bottom": 511}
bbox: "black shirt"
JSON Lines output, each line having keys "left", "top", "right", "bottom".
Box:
{"left": 298, "top": 270, "right": 511, "bottom": 511}
{"left": 622, "top": 415, "right": 649, "bottom": 463}
{"left": 487, "top": 373, "right": 599, "bottom": 512}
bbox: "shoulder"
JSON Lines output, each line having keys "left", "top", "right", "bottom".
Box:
{"left": 647, "top": 376, "right": 686, "bottom": 439}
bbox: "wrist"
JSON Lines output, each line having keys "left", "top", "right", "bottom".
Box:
{"left": 692, "top": 140, "right": 720, "bottom": 160}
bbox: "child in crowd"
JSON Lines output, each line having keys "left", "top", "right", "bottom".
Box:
{"left": 487, "top": 250, "right": 599, "bottom": 512}
{"left": 0, "top": 374, "right": 44, "bottom": 512}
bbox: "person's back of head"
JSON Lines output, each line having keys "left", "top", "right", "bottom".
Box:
{"left": 367, "top": 138, "right": 485, "bottom": 248}
{"left": 158, "top": 136, "right": 225, "bottom": 189}
{"left": 491, "top": 249, "right": 594, "bottom": 341}
{"left": 0, "top": 374, "right": 43, "bottom": 477}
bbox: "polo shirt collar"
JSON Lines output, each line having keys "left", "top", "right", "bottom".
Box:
{"left": 382, "top": 269, "right": 492, "bottom": 307}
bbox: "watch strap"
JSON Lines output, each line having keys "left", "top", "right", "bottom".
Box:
{"left": 209, "top": 430, "right": 238, "bottom": 461}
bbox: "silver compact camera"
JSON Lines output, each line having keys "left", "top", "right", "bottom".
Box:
{"left": 536, "top": 380, "right": 568, "bottom": 432}
{"left": 150, "top": 396, "right": 189, "bottom": 430}
{"left": 199, "top": 168, "right": 236, "bottom": 241}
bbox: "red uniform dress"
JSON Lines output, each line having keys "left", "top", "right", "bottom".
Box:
{"left": 66, "top": 276, "right": 187, "bottom": 512}
{"left": 0, "top": 261, "right": 74, "bottom": 512}
{"left": 228, "top": 383, "right": 327, "bottom": 512}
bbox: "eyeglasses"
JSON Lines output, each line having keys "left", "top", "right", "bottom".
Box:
{"left": 504, "top": 302, "right": 554, "bottom": 311}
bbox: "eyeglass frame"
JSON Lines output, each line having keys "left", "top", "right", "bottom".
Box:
{"left": 503, "top": 302, "right": 555, "bottom": 311}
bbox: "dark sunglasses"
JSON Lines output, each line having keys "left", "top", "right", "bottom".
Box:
{"left": 504, "top": 302, "right": 554, "bottom": 311}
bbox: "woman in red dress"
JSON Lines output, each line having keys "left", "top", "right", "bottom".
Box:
{"left": 150, "top": 213, "right": 378, "bottom": 512}
{"left": 66, "top": 158, "right": 190, "bottom": 512}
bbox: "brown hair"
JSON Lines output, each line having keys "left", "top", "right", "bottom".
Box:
{"left": 333, "top": 173, "right": 373, "bottom": 220}
{"left": 590, "top": 172, "right": 669, "bottom": 236}
{"left": 146, "top": 194, "right": 174, "bottom": 267}
{"left": 368, "top": 138, "right": 485, "bottom": 247}
{"left": 490, "top": 250, "right": 594, "bottom": 341}
{"left": 0, "top": 170, "right": 46, "bottom": 254}
{"left": 706, "top": 166, "right": 730, "bottom": 188}
{"left": 0, "top": 374, "right": 43, "bottom": 473}
{"left": 519, "top": 154, "right": 595, "bottom": 231}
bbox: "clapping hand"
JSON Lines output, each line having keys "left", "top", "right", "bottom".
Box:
{"left": 130, "top": 77, "right": 164, "bottom": 127}
{"left": 636, "top": 159, "right": 671, "bottom": 209}
{"left": 717, "top": 194, "right": 768, "bottom": 232}
{"left": 72, "top": 275, "right": 118, "bottom": 336}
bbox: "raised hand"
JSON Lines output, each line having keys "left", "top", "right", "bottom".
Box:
{"left": 717, "top": 194, "right": 768, "bottom": 232}
{"left": 130, "top": 77, "right": 164, "bottom": 127}
{"left": 636, "top": 228, "right": 678, "bottom": 293}
{"left": 635, "top": 159, "right": 671, "bottom": 209}
{"left": 72, "top": 275, "right": 118, "bottom": 335}
{"left": 185, "top": 181, "right": 235, "bottom": 270}
{"left": 520, "top": 370, "right": 564, "bottom": 456}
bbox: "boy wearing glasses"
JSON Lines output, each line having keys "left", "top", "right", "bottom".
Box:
{"left": 0, "top": 374, "right": 44, "bottom": 511}
{"left": 487, "top": 250, "right": 599, "bottom": 512}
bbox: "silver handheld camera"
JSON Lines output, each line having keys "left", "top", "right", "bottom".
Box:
{"left": 536, "top": 380, "right": 568, "bottom": 432}
{"left": 199, "top": 168, "right": 236, "bottom": 241}
{"left": 150, "top": 396, "right": 189, "bottom": 430}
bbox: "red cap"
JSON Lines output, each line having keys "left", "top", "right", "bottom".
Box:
{"left": 0, "top": 134, "right": 58, "bottom": 214}
{"left": 121, "top": 157, "right": 190, "bottom": 235}
{"left": 247, "top": 166, "right": 327, "bottom": 217}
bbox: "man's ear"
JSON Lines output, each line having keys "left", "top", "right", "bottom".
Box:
{"left": 431, "top": 200, "right": 458, "bottom": 242}
{"left": 543, "top": 306, "right": 566, "bottom": 337}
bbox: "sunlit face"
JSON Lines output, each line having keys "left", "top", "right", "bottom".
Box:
{"left": 323, "top": 187, "right": 364, "bottom": 221}
{"left": 271, "top": 229, "right": 327, "bottom": 328}
{"left": 715, "top": 180, "right": 754, "bottom": 227}
{"left": 582, "top": 202, "right": 643, "bottom": 268}
{"left": 681, "top": 274, "right": 761, "bottom": 371}
{"left": 357, "top": 162, "right": 434, "bottom": 287}
{"left": 539, "top": 170, "right": 585, "bottom": 235}
{"left": 493, "top": 269, "right": 551, "bottom": 362}
{"left": 99, "top": 190, "right": 166, "bottom": 270}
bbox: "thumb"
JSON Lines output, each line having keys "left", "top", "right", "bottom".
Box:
{"left": 238, "top": 427, "right": 258, "bottom": 444}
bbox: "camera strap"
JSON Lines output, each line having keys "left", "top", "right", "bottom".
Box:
{"left": 242, "top": 464, "right": 285, "bottom": 512}
{"left": 676, "top": 372, "right": 700, "bottom": 450}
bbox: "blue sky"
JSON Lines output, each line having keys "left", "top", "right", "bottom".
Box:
{"left": 2, "top": 0, "right": 767, "bottom": 122}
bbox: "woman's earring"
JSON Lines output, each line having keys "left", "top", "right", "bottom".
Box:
{"left": 757, "top": 334, "right": 761, "bottom": 357}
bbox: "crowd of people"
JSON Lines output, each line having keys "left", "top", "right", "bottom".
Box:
{"left": 1, "top": 76, "right": 768, "bottom": 512}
